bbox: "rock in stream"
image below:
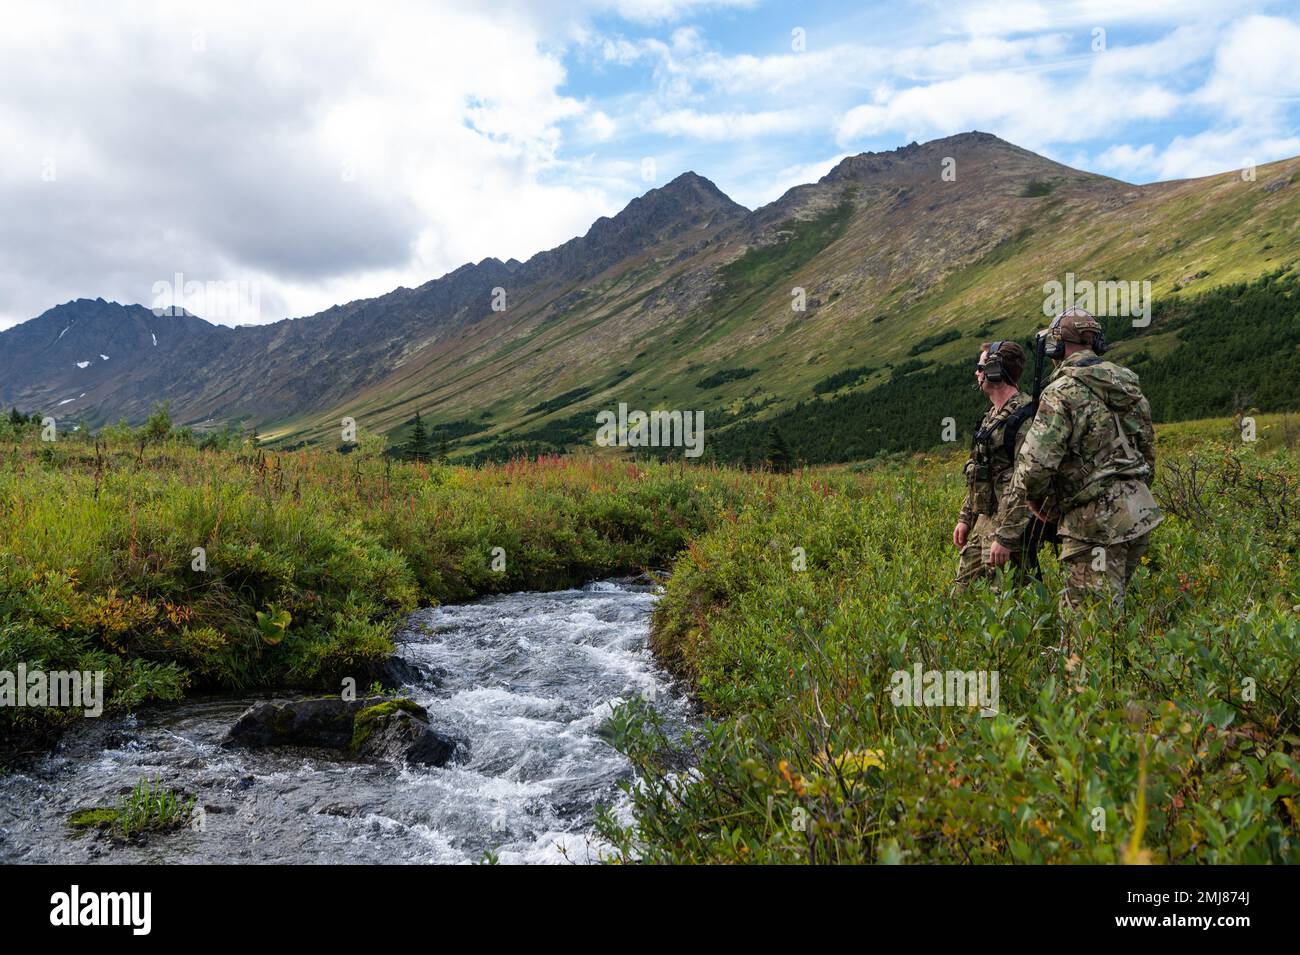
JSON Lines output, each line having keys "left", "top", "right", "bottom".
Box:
{"left": 0, "top": 580, "right": 692, "bottom": 864}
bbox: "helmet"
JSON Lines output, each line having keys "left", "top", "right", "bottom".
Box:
{"left": 1040, "top": 306, "right": 1106, "bottom": 359}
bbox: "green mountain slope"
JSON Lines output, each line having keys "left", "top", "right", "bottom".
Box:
{"left": 6, "top": 131, "right": 1296, "bottom": 456}
{"left": 277, "top": 132, "right": 1299, "bottom": 462}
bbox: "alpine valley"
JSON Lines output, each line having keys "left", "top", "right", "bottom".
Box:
{"left": 3, "top": 131, "right": 1298, "bottom": 464}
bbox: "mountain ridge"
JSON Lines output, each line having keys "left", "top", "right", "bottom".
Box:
{"left": 3, "top": 130, "right": 1297, "bottom": 460}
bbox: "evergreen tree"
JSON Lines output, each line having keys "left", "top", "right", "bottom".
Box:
{"left": 436, "top": 432, "right": 449, "bottom": 465}
{"left": 404, "top": 411, "right": 430, "bottom": 461}
{"left": 765, "top": 425, "right": 793, "bottom": 473}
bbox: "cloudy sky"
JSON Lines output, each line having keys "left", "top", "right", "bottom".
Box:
{"left": 2, "top": 0, "right": 1298, "bottom": 329}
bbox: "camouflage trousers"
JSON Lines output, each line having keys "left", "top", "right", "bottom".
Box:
{"left": 1060, "top": 532, "right": 1151, "bottom": 613}
{"left": 952, "top": 514, "right": 1044, "bottom": 593}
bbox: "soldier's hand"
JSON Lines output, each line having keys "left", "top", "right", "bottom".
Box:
{"left": 988, "top": 540, "right": 1012, "bottom": 566}
{"left": 953, "top": 522, "right": 969, "bottom": 548}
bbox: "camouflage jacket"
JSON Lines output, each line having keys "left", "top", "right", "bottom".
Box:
{"left": 998, "top": 350, "right": 1163, "bottom": 558}
{"left": 958, "top": 390, "right": 1032, "bottom": 536}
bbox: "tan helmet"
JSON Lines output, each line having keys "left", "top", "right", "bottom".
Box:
{"left": 1042, "top": 306, "right": 1106, "bottom": 357}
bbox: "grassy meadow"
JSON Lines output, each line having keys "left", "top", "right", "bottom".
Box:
{"left": 1, "top": 412, "right": 1297, "bottom": 863}
{"left": 0, "top": 418, "right": 745, "bottom": 750}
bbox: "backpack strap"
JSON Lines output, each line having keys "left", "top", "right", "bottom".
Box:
{"left": 1001, "top": 402, "right": 1037, "bottom": 458}
{"left": 1111, "top": 410, "right": 1141, "bottom": 460}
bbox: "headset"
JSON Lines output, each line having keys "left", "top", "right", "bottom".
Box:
{"left": 978, "top": 340, "right": 1010, "bottom": 383}
{"left": 1042, "top": 310, "right": 1108, "bottom": 359}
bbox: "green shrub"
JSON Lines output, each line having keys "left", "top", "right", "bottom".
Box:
{"left": 696, "top": 368, "right": 758, "bottom": 389}
{"left": 599, "top": 446, "right": 1300, "bottom": 863}
{"left": 0, "top": 437, "right": 743, "bottom": 746}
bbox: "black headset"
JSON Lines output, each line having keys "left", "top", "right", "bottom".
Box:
{"left": 980, "top": 340, "right": 1009, "bottom": 382}
{"left": 1044, "top": 312, "right": 1108, "bottom": 359}
{"left": 1091, "top": 326, "right": 1108, "bottom": 355}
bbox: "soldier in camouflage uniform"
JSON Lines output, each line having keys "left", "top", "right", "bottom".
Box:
{"left": 952, "top": 340, "right": 1043, "bottom": 592}
{"left": 991, "top": 308, "right": 1162, "bottom": 613}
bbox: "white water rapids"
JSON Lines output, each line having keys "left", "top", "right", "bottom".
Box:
{"left": 0, "top": 580, "right": 691, "bottom": 864}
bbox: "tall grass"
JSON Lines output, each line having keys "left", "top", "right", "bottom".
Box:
{"left": 4, "top": 416, "right": 1297, "bottom": 863}
{"left": 0, "top": 426, "right": 747, "bottom": 747}
{"left": 597, "top": 437, "right": 1300, "bottom": 863}
{"left": 117, "top": 776, "right": 197, "bottom": 838}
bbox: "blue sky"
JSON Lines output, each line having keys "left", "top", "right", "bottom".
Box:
{"left": 553, "top": 0, "right": 1300, "bottom": 209}
{"left": 1, "top": 0, "right": 1298, "bottom": 329}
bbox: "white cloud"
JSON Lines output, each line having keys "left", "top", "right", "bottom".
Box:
{"left": 581, "top": 10, "right": 1238, "bottom": 163}
{"left": 732, "top": 153, "right": 851, "bottom": 209}
{"left": 940, "top": 0, "right": 1250, "bottom": 37}
{"left": 1195, "top": 15, "right": 1300, "bottom": 120}
{"left": 890, "top": 33, "right": 1073, "bottom": 79}
{"left": 1100, "top": 129, "right": 1300, "bottom": 181}
{"left": 1086, "top": 22, "right": 1219, "bottom": 80}
{"left": 590, "top": 29, "right": 1084, "bottom": 102}
{"left": 602, "top": 0, "right": 757, "bottom": 24}
{"left": 1088, "top": 15, "right": 1300, "bottom": 181}
{"left": 836, "top": 70, "right": 1179, "bottom": 149}
{"left": 0, "top": 0, "right": 622, "bottom": 328}
{"left": 2, "top": 0, "right": 1298, "bottom": 331}
{"left": 826, "top": 13, "right": 1296, "bottom": 158}
{"left": 650, "top": 108, "right": 814, "bottom": 140}
{"left": 584, "top": 110, "right": 619, "bottom": 142}
{"left": 600, "top": 35, "right": 651, "bottom": 66}
{"left": 1094, "top": 142, "right": 1159, "bottom": 177}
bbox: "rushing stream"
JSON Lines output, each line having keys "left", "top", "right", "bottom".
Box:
{"left": 0, "top": 580, "right": 690, "bottom": 864}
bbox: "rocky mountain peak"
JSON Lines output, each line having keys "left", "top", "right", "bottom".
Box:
{"left": 594, "top": 171, "right": 747, "bottom": 237}
{"left": 821, "top": 130, "right": 1110, "bottom": 190}
{"left": 512, "top": 172, "right": 746, "bottom": 286}
{"left": 655, "top": 171, "right": 747, "bottom": 212}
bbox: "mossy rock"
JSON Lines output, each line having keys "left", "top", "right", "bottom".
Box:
{"left": 350, "top": 698, "right": 426, "bottom": 752}
{"left": 222, "top": 694, "right": 456, "bottom": 766}
{"left": 223, "top": 696, "right": 390, "bottom": 749}
{"left": 350, "top": 698, "right": 460, "bottom": 767}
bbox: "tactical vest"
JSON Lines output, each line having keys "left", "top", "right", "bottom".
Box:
{"left": 965, "top": 394, "right": 1028, "bottom": 516}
